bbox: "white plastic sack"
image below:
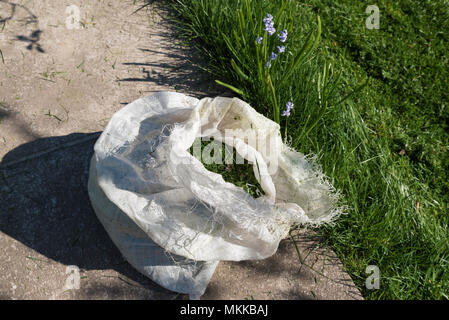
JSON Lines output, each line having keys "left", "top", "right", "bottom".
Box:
{"left": 88, "top": 91, "right": 342, "bottom": 296}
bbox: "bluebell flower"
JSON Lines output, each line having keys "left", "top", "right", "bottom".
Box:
{"left": 256, "top": 36, "right": 263, "bottom": 44}
{"left": 265, "top": 60, "right": 272, "bottom": 68}
{"left": 277, "top": 45, "right": 285, "bottom": 53}
{"left": 279, "top": 29, "right": 288, "bottom": 42}
{"left": 263, "top": 13, "right": 276, "bottom": 36}
{"left": 264, "top": 24, "right": 276, "bottom": 36}
{"left": 263, "top": 14, "right": 273, "bottom": 22}
{"left": 282, "top": 101, "right": 294, "bottom": 117}
{"left": 270, "top": 52, "right": 278, "bottom": 60}
{"left": 281, "top": 109, "right": 291, "bottom": 117}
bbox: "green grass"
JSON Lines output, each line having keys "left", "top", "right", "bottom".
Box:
{"left": 168, "top": 0, "right": 449, "bottom": 299}
{"left": 189, "top": 138, "right": 265, "bottom": 198}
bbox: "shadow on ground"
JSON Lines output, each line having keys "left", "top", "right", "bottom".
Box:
{"left": 0, "top": 132, "right": 180, "bottom": 299}
{"left": 0, "top": 0, "right": 45, "bottom": 53}
{"left": 118, "top": 4, "right": 230, "bottom": 100}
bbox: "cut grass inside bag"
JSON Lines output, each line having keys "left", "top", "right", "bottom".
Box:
{"left": 189, "top": 138, "right": 265, "bottom": 198}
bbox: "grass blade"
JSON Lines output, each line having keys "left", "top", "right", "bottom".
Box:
{"left": 215, "top": 79, "right": 244, "bottom": 96}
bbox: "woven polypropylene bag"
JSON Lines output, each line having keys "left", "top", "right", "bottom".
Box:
{"left": 88, "top": 91, "right": 341, "bottom": 296}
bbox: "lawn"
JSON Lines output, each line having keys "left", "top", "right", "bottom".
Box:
{"left": 168, "top": 0, "right": 449, "bottom": 299}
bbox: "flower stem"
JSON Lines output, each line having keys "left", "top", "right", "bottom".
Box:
{"left": 267, "top": 75, "right": 279, "bottom": 124}
{"left": 284, "top": 117, "right": 288, "bottom": 139}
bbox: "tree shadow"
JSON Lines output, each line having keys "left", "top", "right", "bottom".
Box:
{"left": 0, "top": 132, "right": 181, "bottom": 299}
{"left": 16, "top": 29, "right": 44, "bottom": 53}
{"left": 0, "top": 0, "right": 45, "bottom": 53}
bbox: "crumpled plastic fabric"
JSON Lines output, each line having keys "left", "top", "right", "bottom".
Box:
{"left": 88, "top": 91, "right": 342, "bottom": 296}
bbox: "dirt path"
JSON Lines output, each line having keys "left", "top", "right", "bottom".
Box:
{"left": 0, "top": 0, "right": 362, "bottom": 300}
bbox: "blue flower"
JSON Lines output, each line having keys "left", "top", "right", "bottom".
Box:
{"left": 263, "top": 14, "right": 273, "bottom": 22}
{"left": 256, "top": 36, "right": 263, "bottom": 44}
{"left": 277, "top": 45, "right": 285, "bottom": 53}
{"left": 281, "top": 109, "right": 291, "bottom": 117}
{"left": 282, "top": 101, "right": 294, "bottom": 117}
{"left": 265, "top": 60, "right": 272, "bottom": 68}
{"left": 263, "top": 13, "right": 276, "bottom": 36}
{"left": 279, "top": 29, "right": 288, "bottom": 42}
{"left": 264, "top": 24, "right": 276, "bottom": 36}
{"left": 270, "top": 52, "right": 278, "bottom": 60}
